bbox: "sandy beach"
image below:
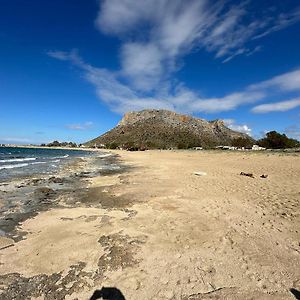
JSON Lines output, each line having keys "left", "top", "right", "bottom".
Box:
{"left": 0, "top": 150, "right": 299, "bottom": 299}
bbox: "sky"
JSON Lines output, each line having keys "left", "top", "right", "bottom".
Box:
{"left": 0, "top": 0, "right": 300, "bottom": 144}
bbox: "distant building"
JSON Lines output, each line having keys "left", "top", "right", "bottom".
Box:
{"left": 216, "top": 146, "right": 237, "bottom": 150}
{"left": 252, "top": 144, "right": 266, "bottom": 151}
{"left": 91, "top": 143, "right": 105, "bottom": 149}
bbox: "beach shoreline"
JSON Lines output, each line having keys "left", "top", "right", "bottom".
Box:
{"left": 0, "top": 150, "right": 118, "bottom": 239}
{"left": 1, "top": 145, "right": 102, "bottom": 152}
{"left": 0, "top": 150, "right": 299, "bottom": 299}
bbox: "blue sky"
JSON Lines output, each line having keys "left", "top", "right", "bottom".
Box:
{"left": 0, "top": 0, "right": 300, "bottom": 144}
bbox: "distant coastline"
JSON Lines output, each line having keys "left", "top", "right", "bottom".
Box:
{"left": 3, "top": 144, "right": 299, "bottom": 154}
{"left": 0, "top": 145, "right": 102, "bottom": 152}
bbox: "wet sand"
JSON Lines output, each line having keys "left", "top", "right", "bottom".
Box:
{"left": 0, "top": 150, "right": 299, "bottom": 299}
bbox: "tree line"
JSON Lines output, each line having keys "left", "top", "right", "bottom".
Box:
{"left": 232, "top": 131, "right": 300, "bottom": 149}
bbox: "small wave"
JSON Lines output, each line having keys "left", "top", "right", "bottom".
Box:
{"left": 98, "top": 153, "right": 112, "bottom": 158}
{"left": 51, "top": 154, "right": 69, "bottom": 159}
{"left": 31, "top": 161, "right": 47, "bottom": 165}
{"left": 0, "top": 157, "right": 37, "bottom": 163}
{"left": 50, "top": 159, "right": 61, "bottom": 163}
{"left": 0, "top": 163, "right": 29, "bottom": 170}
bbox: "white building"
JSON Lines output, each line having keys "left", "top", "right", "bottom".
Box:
{"left": 252, "top": 144, "right": 266, "bottom": 151}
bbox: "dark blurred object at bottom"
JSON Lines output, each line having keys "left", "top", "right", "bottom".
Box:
{"left": 290, "top": 288, "right": 300, "bottom": 300}
{"left": 90, "top": 287, "right": 126, "bottom": 300}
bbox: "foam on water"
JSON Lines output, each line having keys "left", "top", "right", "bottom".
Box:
{"left": 52, "top": 154, "right": 69, "bottom": 159}
{"left": 0, "top": 147, "right": 95, "bottom": 180}
{"left": 0, "top": 163, "right": 29, "bottom": 170}
{"left": 0, "top": 157, "right": 37, "bottom": 163}
{"left": 98, "top": 153, "right": 112, "bottom": 158}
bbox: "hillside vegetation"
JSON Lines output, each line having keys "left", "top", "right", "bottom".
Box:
{"left": 86, "top": 109, "right": 254, "bottom": 149}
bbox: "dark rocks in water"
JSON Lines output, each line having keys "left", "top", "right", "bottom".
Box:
{"left": 0, "top": 186, "right": 57, "bottom": 240}
{"left": 48, "top": 176, "right": 64, "bottom": 184}
{"left": 74, "top": 171, "right": 92, "bottom": 178}
{"left": 0, "top": 211, "right": 34, "bottom": 241}
{"left": 34, "top": 187, "right": 56, "bottom": 200}
{"left": 28, "top": 178, "right": 46, "bottom": 186}
{"left": 80, "top": 186, "right": 134, "bottom": 209}
{"left": 31, "top": 179, "right": 41, "bottom": 186}
{"left": 0, "top": 262, "right": 88, "bottom": 300}
{"left": 85, "top": 109, "right": 255, "bottom": 149}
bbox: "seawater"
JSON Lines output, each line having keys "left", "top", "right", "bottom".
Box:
{"left": 0, "top": 147, "right": 94, "bottom": 181}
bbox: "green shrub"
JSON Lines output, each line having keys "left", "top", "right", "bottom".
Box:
{"left": 177, "top": 142, "right": 188, "bottom": 149}
{"left": 107, "top": 142, "right": 118, "bottom": 149}
{"left": 232, "top": 137, "right": 254, "bottom": 148}
{"left": 258, "top": 131, "right": 300, "bottom": 149}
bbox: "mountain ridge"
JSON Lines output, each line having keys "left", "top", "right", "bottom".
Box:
{"left": 86, "top": 109, "right": 254, "bottom": 149}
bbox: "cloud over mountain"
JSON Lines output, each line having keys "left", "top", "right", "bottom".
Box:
{"left": 96, "top": 0, "right": 300, "bottom": 91}
{"left": 252, "top": 98, "right": 300, "bottom": 113}
{"left": 48, "top": 1, "right": 300, "bottom": 115}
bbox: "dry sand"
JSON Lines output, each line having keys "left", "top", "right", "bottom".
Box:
{"left": 0, "top": 150, "right": 299, "bottom": 299}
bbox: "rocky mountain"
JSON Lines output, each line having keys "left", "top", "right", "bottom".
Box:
{"left": 86, "top": 109, "right": 254, "bottom": 149}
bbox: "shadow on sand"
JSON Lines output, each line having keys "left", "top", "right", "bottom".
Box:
{"left": 290, "top": 288, "right": 300, "bottom": 300}
{"left": 90, "top": 287, "right": 126, "bottom": 300}
{"left": 90, "top": 287, "right": 300, "bottom": 300}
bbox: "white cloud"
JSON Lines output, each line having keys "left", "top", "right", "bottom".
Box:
{"left": 251, "top": 98, "right": 300, "bottom": 113}
{"left": 95, "top": 0, "right": 159, "bottom": 35}
{"left": 223, "top": 119, "right": 252, "bottom": 135}
{"left": 47, "top": 50, "right": 70, "bottom": 61}
{"left": 253, "top": 7, "right": 300, "bottom": 39}
{"left": 249, "top": 69, "right": 300, "bottom": 92}
{"left": 48, "top": 49, "right": 300, "bottom": 114}
{"left": 66, "top": 121, "right": 93, "bottom": 130}
{"left": 95, "top": 1, "right": 300, "bottom": 92}
{"left": 80, "top": 56, "right": 266, "bottom": 114}
{"left": 222, "top": 46, "right": 262, "bottom": 63}
{"left": 48, "top": 2, "right": 300, "bottom": 115}
{"left": 121, "top": 43, "right": 164, "bottom": 91}
{"left": 47, "top": 49, "right": 84, "bottom": 65}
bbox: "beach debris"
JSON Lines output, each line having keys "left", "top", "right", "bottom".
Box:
{"left": 240, "top": 172, "right": 254, "bottom": 178}
{"left": 260, "top": 174, "right": 268, "bottom": 178}
{"left": 127, "top": 146, "right": 139, "bottom": 151}
{"left": 194, "top": 171, "right": 207, "bottom": 176}
{"left": 0, "top": 236, "right": 14, "bottom": 250}
{"left": 29, "top": 178, "right": 44, "bottom": 186}
{"left": 48, "top": 176, "right": 64, "bottom": 184}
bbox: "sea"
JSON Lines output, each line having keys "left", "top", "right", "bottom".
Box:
{"left": 0, "top": 146, "right": 95, "bottom": 181}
